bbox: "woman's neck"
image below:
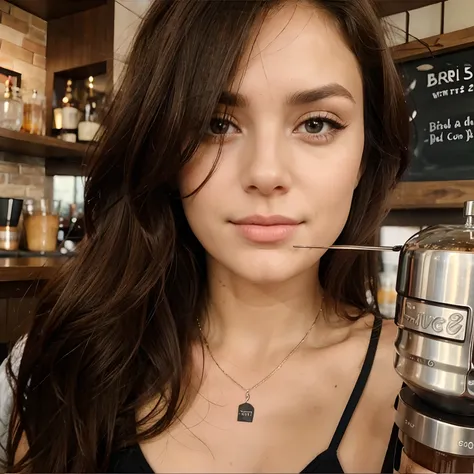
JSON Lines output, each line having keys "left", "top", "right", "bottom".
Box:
{"left": 202, "top": 257, "right": 325, "bottom": 362}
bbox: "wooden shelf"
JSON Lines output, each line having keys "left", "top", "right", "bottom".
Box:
{"left": 390, "top": 180, "right": 474, "bottom": 209}
{"left": 0, "top": 128, "right": 89, "bottom": 159}
{"left": 392, "top": 26, "right": 474, "bottom": 62}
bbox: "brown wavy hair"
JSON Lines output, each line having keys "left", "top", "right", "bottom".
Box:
{"left": 6, "top": 0, "right": 409, "bottom": 471}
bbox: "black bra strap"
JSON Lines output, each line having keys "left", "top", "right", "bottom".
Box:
{"left": 328, "top": 317, "right": 383, "bottom": 452}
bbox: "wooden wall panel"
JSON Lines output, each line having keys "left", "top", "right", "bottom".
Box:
{"left": 47, "top": 2, "right": 114, "bottom": 73}
{"left": 8, "top": 0, "right": 107, "bottom": 21}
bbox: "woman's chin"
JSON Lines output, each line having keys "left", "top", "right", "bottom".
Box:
{"left": 219, "top": 252, "right": 320, "bottom": 286}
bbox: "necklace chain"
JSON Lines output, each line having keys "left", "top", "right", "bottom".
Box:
{"left": 197, "top": 297, "right": 324, "bottom": 397}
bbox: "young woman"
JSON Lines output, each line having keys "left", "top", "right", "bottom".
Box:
{"left": 1, "top": 0, "right": 426, "bottom": 472}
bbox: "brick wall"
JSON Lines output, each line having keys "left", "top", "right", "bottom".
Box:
{"left": 0, "top": 0, "right": 46, "bottom": 94}
{"left": 0, "top": 0, "right": 47, "bottom": 200}
{"left": 0, "top": 153, "right": 46, "bottom": 200}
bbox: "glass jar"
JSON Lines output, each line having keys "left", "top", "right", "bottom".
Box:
{"left": 0, "top": 77, "right": 23, "bottom": 131}
{"left": 0, "top": 197, "right": 23, "bottom": 251}
{"left": 23, "top": 198, "right": 61, "bottom": 253}
{"left": 396, "top": 387, "right": 474, "bottom": 473}
{"left": 401, "top": 435, "right": 474, "bottom": 473}
{"left": 22, "top": 89, "right": 45, "bottom": 135}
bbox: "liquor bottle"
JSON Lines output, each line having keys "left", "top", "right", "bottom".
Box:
{"left": 77, "top": 76, "right": 100, "bottom": 142}
{"left": 60, "top": 203, "right": 84, "bottom": 252}
{"left": 60, "top": 79, "right": 79, "bottom": 142}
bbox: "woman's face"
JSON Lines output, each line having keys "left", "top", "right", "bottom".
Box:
{"left": 179, "top": 3, "right": 364, "bottom": 284}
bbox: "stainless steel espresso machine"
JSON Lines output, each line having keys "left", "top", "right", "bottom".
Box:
{"left": 394, "top": 200, "right": 474, "bottom": 472}
{"left": 295, "top": 201, "right": 474, "bottom": 470}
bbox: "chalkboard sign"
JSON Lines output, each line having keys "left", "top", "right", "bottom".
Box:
{"left": 400, "top": 47, "right": 474, "bottom": 181}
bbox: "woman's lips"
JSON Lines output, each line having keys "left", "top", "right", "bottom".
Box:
{"left": 231, "top": 215, "right": 301, "bottom": 243}
{"left": 234, "top": 223, "right": 299, "bottom": 243}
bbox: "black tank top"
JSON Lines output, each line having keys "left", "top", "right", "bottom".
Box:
{"left": 108, "top": 318, "right": 401, "bottom": 473}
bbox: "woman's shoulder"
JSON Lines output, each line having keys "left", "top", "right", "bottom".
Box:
{"left": 351, "top": 313, "right": 398, "bottom": 350}
{"left": 375, "top": 316, "right": 399, "bottom": 364}
{"left": 351, "top": 314, "right": 401, "bottom": 390}
{"left": 333, "top": 310, "right": 398, "bottom": 363}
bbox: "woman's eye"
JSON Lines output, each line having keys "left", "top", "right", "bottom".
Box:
{"left": 209, "top": 118, "right": 237, "bottom": 135}
{"left": 299, "top": 118, "right": 330, "bottom": 134}
{"left": 294, "top": 116, "right": 347, "bottom": 142}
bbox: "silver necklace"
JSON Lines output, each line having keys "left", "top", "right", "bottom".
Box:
{"left": 196, "top": 297, "right": 324, "bottom": 423}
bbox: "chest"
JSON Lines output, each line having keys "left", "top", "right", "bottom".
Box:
{"left": 139, "top": 350, "right": 398, "bottom": 473}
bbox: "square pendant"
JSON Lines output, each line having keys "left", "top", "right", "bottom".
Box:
{"left": 237, "top": 402, "right": 254, "bottom": 422}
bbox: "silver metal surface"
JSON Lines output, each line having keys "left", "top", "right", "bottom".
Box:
{"left": 293, "top": 244, "right": 403, "bottom": 252}
{"left": 394, "top": 311, "right": 469, "bottom": 398}
{"left": 465, "top": 200, "right": 474, "bottom": 218}
{"left": 394, "top": 200, "right": 474, "bottom": 413}
{"left": 397, "top": 299, "right": 468, "bottom": 342}
{"left": 397, "top": 249, "right": 474, "bottom": 307}
{"left": 396, "top": 387, "right": 474, "bottom": 456}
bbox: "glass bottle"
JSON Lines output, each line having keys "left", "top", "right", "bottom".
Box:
{"left": 60, "top": 79, "right": 79, "bottom": 142}
{"left": 78, "top": 76, "right": 101, "bottom": 142}
{"left": 0, "top": 77, "right": 23, "bottom": 131}
{"left": 23, "top": 89, "right": 45, "bottom": 135}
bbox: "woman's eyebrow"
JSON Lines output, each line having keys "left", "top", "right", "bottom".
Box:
{"left": 218, "top": 83, "right": 355, "bottom": 108}
{"left": 287, "top": 83, "right": 355, "bottom": 105}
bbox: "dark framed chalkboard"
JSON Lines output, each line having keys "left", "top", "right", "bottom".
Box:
{"left": 400, "top": 44, "right": 474, "bottom": 181}
{"left": 388, "top": 26, "right": 474, "bottom": 209}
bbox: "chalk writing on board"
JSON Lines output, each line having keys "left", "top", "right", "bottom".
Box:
{"left": 428, "top": 115, "right": 474, "bottom": 145}
{"left": 427, "top": 65, "right": 474, "bottom": 99}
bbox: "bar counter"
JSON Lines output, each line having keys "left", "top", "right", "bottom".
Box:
{"left": 0, "top": 257, "right": 66, "bottom": 282}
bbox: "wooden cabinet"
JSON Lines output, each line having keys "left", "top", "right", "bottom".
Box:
{"left": 0, "top": 258, "right": 65, "bottom": 351}
{"left": 0, "top": 280, "right": 41, "bottom": 361}
{"left": 0, "top": 281, "right": 40, "bottom": 344}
